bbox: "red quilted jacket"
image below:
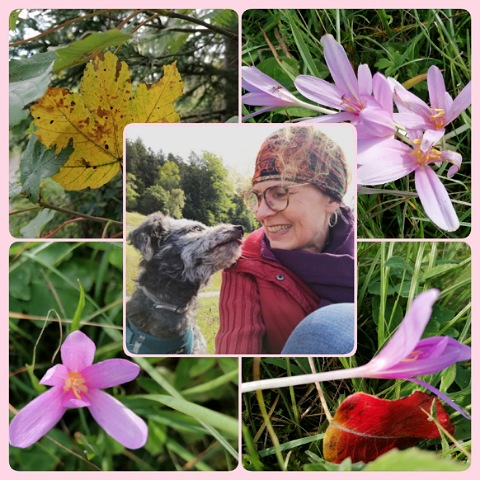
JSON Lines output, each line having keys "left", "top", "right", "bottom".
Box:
{"left": 215, "top": 228, "right": 320, "bottom": 354}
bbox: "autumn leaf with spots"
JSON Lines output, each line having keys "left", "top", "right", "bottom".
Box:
{"left": 31, "top": 51, "right": 183, "bottom": 191}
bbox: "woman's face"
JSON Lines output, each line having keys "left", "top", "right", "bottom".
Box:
{"left": 253, "top": 181, "right": 339, "bottom": 252}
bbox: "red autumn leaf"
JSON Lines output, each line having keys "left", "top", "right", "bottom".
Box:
{"left": 323, "top": 391, "right": 454, "bottom": 464}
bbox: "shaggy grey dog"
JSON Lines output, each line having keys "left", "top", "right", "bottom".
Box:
{"left": 126, "top": 212, "right": 243, "bottom": 354}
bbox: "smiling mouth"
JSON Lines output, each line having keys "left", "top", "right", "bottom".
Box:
{"left": 266, "top": 224, "right": 291, "bottom": 233}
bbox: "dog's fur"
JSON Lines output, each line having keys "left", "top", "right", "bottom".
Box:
{"left": 126, "top": 212, "right": 243, "bottom": 354}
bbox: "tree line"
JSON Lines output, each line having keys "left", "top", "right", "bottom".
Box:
{"left": 125, "top": 137, "right": 258, "bottom": 231}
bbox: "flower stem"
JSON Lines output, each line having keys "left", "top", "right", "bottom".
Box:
{"left": 295, "top": 99, "right": 337, "bottom": 115}
{"left": 242, "top": 366, "right": 367, "bottom": 393}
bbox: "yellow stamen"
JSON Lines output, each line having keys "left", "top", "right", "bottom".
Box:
{"left": 64, "top": 371, "right": 88, "bottom": 399}
{"left": 402, "top": 350, "right": 422, "bottom": 362}
{"left": 410, "top": 138, "right": 442, "bottom": 166}
{"left": 429, "top": 108, "right": 446, "bottom": 128}
{"left": 340, "top": 94, "right": 365, "bottom": 113}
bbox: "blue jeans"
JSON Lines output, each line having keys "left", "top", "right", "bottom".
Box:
{"left": 281, "top": 303, "right": 355, "bottom": 355}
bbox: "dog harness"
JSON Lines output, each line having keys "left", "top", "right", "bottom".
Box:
{"left": 126, "top": 323, "right": 194, "bottom": 354}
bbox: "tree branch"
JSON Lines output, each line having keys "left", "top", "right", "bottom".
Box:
{"left": 154, "top": 10, "right": 237, "bottom": 39}
{"left": 38, "top": 201, "right": 123, "bottom": 226}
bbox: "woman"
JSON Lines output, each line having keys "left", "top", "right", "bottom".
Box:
{"left": 215, "top": 126, "right": 355, "bottom": 354}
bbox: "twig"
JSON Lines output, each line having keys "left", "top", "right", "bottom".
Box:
{"left": 154, "top": 9, "right": 237, "bottom": 39}
{"left": 39, "top": 201, "right": 123, "bottom": 226}
{"left": 9, "top": 10, "right": 114, "bottom": 47}
{"left": 116, "top": 9, "right": 143, "bottom": 30}
{"left": 252, "top": 358, "right": 286, "bottom": 470}
{"left": 260, "top": 26, "right": 282, "bottom": 64}
{"left": 131, "top": 11, "right": 163, "bottom": 34}
{"left": 9, "top": 206, "right": 41, "bottom": 216}
{"left": 42, "top": 217, "right": 87, "bottom": 238}
{"left": 308, "top": 358, "right": 332, "bottom": 422}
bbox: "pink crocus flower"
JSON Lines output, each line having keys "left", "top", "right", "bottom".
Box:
{"left": 242, "top": 66, "right": 332, "bottom": 120}
{"left": 390, "top": 65, "right": 471, "bottom": 143}
{"left": 294, "top": 34, "right": 395, "bottom": 139}
{"left": 242, "top": 66, "right": 301, "bottom": 108}
{"left": 242, "top": 289, "right": 470, "bottom": 418}
{"left": 357, "top": 129, "right": 462, "bottom": 231}
{"left": 9, "top": 330, "right": 148, "bottom": 449}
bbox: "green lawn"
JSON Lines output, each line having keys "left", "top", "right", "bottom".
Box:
{"left": 126, "top": 211, "right": 222, "bottom": 353}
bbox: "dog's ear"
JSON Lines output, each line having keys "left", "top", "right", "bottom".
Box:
{"left": 128, "top": 212, "right": 171, "bottom": 260}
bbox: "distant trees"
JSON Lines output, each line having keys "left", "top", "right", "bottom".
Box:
{"left": 126, "top": 137, "right": 257, "bottom": 231}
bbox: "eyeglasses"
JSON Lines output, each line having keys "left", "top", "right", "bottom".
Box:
{"left": 243, "top": 183, "right": 311, "bottom": 213}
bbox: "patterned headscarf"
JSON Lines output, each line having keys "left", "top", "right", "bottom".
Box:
{"left": 252, "top": 126, "right": 349, "bottom": 202}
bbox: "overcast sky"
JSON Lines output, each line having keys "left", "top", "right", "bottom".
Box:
{"left": 125, "top": 123, "right": 356, "bottom": 204}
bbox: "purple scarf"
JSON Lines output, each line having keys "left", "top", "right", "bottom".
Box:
{"left": 261, "top": 205, "right": 355, "bottom": 307}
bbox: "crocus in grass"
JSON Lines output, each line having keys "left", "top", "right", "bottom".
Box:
{"left": 357, "top": 129, "right": 462, "bottom": 231}
{"left": 294, "top": 34, "right": 395, "bottom": 139}
{"left": 9, "top": 330, "right": 148, "bottom": 449}
{"left": 390, "top": 65, "right": 471, "bottom": 143}
{"left": 242, "top": 289, "right": 471, "bottom": 418}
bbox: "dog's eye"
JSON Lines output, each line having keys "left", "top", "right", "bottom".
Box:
{"left": 190, "top": 225, "right": 205, "bottom": 232}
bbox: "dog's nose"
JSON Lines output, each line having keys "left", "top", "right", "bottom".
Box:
{"left": 234, "top": 225, "right": 244, "bottom": 235}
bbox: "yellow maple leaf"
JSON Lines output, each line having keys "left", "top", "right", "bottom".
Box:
{"left": 30, "top": 51, "right": 183, "bottom": 190}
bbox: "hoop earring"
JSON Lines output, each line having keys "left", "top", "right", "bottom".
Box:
{"left": 328, "top": 211, "right": 338, "bottom": 228}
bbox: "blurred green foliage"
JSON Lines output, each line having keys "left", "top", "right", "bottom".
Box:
{"left": 9, "top": 242, "right": 239, "bottom": 471}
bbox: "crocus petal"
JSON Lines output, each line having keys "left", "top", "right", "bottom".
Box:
{"left": 82, "top": 359, "right": 140, "bottom": 389}
{"left": 298, "top": 111, "right": 355, "bottom": 124}
{"left": 87, "top": 390, "right": 148, "bottom": 450}
{"left": 10, "top": 387, "right": 67, "bottom": 448}
{"left": 321, "top": 34, "right": 360, "bottom": 99}
{"left": 420, "top": 129, "right": 442, "bottom": 151}
{"left": 357, "top": 138, "right": 417, "bottom": 184}
{"left": 448, "top": 81, "right": 471, "bottom": 123}
{"left": 242, "top": 91, "right": 297, "bottom": 107}
{"left": 242, "top": 105, "right": 277, "bottom": 121}
{"left": 407, "top": 378, "right": 471, "bottom": 419}
{"left": 427, "top": 65, "right": 447, "bottom": 110}
{"left": 440, "top": 150, "right": 462, "bottom": 178}
{"left": 367, "top": 289, "right": 441, "bottom": 371}
{"left": 415, "top": 336, "right": 470, "bottom": 366}
{"left": 372, "top": 72, "right": 393, "bottom": 113}
{"left": 377, "top": 337, "right": 471, "bottom": 378}
{"left": 357, "top": 64, "right": 373, "bottom": 96}
{"left": 415, "top": 166, "right": 460, "bottom": 231}
{"left": 62, "top": 394, "right": 91, "bottom": 409}
{"left": 393, "top": 112, "right": 430, "bottom": 131}
{"left": 242, "top": 66, "right": 279, "bottom": 91}
{"left": 61, "top": 330, "right": 96, "bottom": 371}
{"left": 242, "top": 66, "right": 299, "bottom": 106}
{"left": 295, "top": 75, "right": 344, "bottom": 109}
{"left": 423, "top": 128, "right": 446, "bottom": 145}
{"left": 40, "top": 364, "right": 69, "bottom": 387}
{"left": 357, "top": 104, "right": 395, "bottom": 139}
{"left": 389, "top": 77, "right": 431, "bottom": 118}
